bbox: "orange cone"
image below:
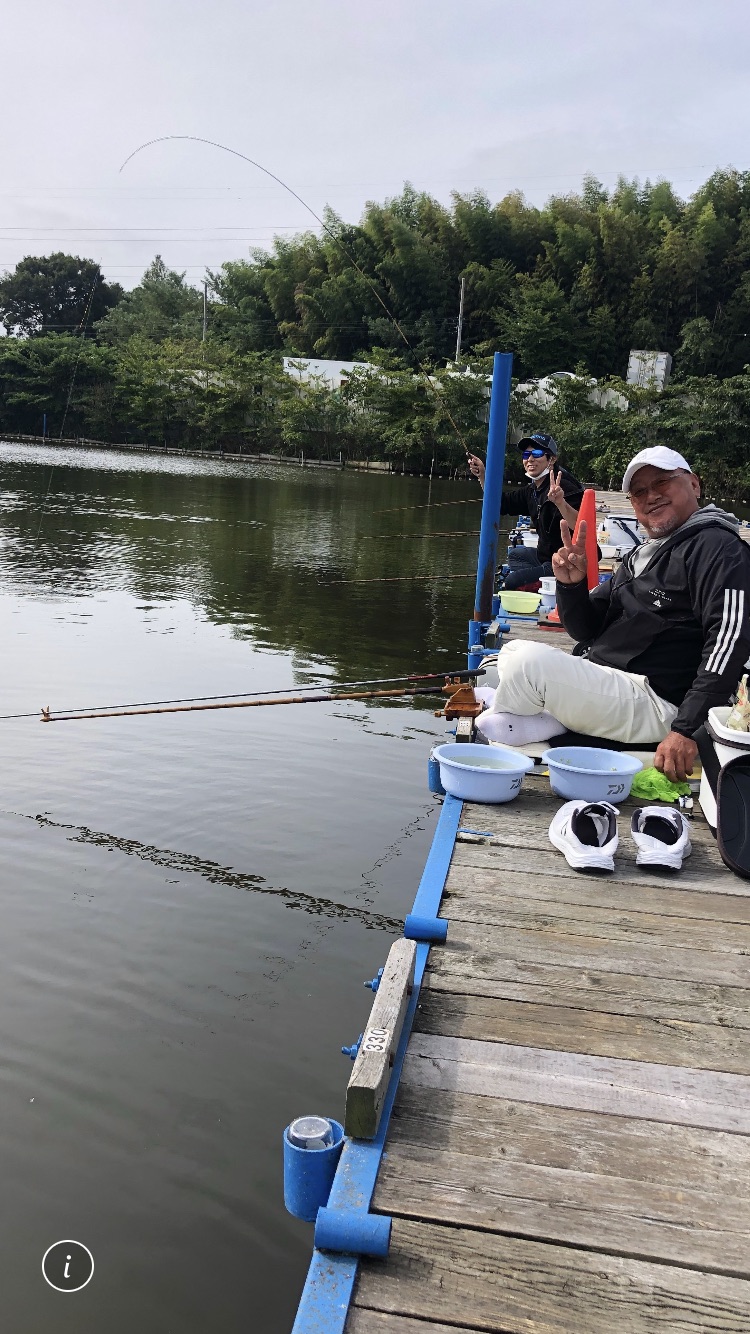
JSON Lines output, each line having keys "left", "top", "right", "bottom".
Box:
{"left": 541, "top": 486, "right": 598, "bottom": 628}
{"left": 573, "top": 488, "right": 599, "bottom": 590}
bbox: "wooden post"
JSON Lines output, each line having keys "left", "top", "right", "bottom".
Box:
{"left": 344, "top": 938, "right": 417, "bottom": 1139}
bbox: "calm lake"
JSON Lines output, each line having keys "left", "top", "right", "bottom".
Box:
{"left": 0, "top": 443, "right": 482, "bottom": 1333}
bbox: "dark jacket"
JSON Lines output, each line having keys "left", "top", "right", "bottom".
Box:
{"left": 501, "top": 467, "right": 584, "bottom": 564}
{"left": 556, "top": 508, "right": 750, "bottom": 736}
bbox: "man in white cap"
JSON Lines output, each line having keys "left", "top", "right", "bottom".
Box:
{"left": 478, "top": 446, "right": 750, "bottom": 783}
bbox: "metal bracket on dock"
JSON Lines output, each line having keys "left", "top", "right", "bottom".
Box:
{"left": 314, "top": 1205, "right": 392, "bottom": 1258}
{"left": 403, "top": 913, "right": 448, "bottom": 943}
{"left": 341, "top": 1034, "right": 363, "bottom": 1061}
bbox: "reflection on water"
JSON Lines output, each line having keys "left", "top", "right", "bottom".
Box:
{"left": 0, "top": 442, "right": 481, "bottom": 1333}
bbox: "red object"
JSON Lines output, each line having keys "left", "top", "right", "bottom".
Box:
{"left": 573, "top": 488, "right": 599, "bottom": 590}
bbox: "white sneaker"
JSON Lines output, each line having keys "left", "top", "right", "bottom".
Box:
{"left": 630, "top": 807, "right": 692, "bottom": 870}
{"left": 548, "top": 801, "right": 620, "bottom": 873}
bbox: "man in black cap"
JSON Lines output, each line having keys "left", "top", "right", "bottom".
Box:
{"left": 468, "top": 432, "right": 584, "bottom": 589}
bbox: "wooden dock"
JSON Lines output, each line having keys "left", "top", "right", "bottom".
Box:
{"left": 347, "top": 772, "right": 750, "bottom": 1332}
{"left": 291, "top": 551, "right": 750, "bottom": 1332}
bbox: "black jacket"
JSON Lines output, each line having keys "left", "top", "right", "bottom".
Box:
{"left": 556, "top": 512, "right": 750, "bottom": 736}
{"left": 501, "top": 467, "right": 584, "bottom": 564}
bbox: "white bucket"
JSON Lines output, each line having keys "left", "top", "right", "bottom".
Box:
{"left": 698, "top": 706, "right": 750, "bottom": 828}
{"left": 539, "top": 575, "right": 556, "bottom": 610}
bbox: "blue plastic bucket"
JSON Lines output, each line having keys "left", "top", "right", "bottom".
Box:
{"left": 542, "top": 746, "right": 643, "bottom": 802}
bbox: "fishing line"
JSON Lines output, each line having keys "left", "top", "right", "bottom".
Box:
{"left": 35, "top": 270, "right": 101, "bottom": 541}
{"left": 119, "top": 136, "right": 472, "bottom": 456}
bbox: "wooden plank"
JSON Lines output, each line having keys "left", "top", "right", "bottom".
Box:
{"left": 427, "top": 953, "right": 750, "bottom": 1027}
{"left": 441, "top": 879, "right": 750, "bottom": 954}
{"left": 442, "top": 859, "right": 750, "bottom": 926}
{"left": 345, "top": 938, "right": 416, "bottom": 1139}
{"left": 388, "top": 1085, "right": 750, "bottom": 1188}
{"left": 372, "top": 1142, "right": 750, "bottom": 1277}
{"left": 347, "top": 1313, "right": 486, "bottom": 1334}
{"left": 415, "top": 989, "right": 750, "bottom": 1072}
{"left": 506, "top": 622, "right": 574, "bottom": 649}
{"left": 353, "top": 1218, "right": 750, "bottom": 1333}
{"left": 451, "top": 839, "right": 736, "bottom": 896}
{"left": 402, "top": 1033, "right": 750, "bottom": 1133}
{"left": 438, "top": 917, "right": 750, "bottom": 987}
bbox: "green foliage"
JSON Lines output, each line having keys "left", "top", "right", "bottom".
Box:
{"left": 0, "top": 254, "right": 122, "bottom": 336}
{"left": 2, "top": 166, "right": 750, "bottom": 480}
{"left": 511, "top": 371, "right": 750, "bottom": 497}
{"left": 95, "top": 257, "right": 204, "bottom": 346}
{"left": 205, "top": 170, "right": 750, "bottom": 382}
{"left": 0, "top": 335, "right": 120, "bottom": 436}
{"left": 112, "top": 339, "right": 292, "bottom": 448}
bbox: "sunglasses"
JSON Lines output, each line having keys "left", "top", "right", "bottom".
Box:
{"left": 522, "top": 448, "right": 549, "bottom": 460}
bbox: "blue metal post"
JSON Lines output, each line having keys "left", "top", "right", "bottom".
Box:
{"left": 468, "top": 352, "right": 513, "bottom": 665}
{"left": 42, "top": 413, "right": 47, "bottom": 438}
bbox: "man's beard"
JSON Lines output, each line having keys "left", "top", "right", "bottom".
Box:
{"left": 643, "top": 512, "right": 682, "bottom": 538}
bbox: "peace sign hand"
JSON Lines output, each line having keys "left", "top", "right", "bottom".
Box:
{"left": 548, "top": 465, "right": 564, "bottom": 510}
{"left": 552, "top": 519, "right": 589, "bottom": 585}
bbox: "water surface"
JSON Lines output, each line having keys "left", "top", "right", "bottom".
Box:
{"left": 0, "top": 444, "right": 480, "bottom": 1333}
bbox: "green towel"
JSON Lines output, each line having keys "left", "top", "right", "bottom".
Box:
{"left": 630, "top": 766, "right": 691, "bottom": 801}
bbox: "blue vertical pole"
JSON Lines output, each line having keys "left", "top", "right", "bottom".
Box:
{"left": 468, "top": 352, "right": 512, "bottom": 666}
{"left": 42, "top": 413, "right": 47, "bottom": 438}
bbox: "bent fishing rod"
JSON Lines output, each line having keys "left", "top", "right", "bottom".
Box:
{"left": 119, "top": 135, "right": 473, "bottom": 459}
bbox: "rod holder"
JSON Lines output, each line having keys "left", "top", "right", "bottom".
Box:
{"left": 283, "top": 1118, "right": 345, "bottom": 1222}
{"left": 314, "top": 1206, "right": 392, "bottom": 1258}
{"left": 427, "top": 750, "right": 446, "bottom": 795}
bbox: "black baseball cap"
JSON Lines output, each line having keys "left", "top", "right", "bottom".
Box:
{"left": 517, "top": 432, "right": 558, "bottom": 457}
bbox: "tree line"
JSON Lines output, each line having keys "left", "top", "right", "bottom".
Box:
{"left": 0, "top": 169, "right": 749, "bottom": 492}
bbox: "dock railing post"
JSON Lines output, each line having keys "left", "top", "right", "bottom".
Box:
{"left": 469, "top": 351, "right": 513, "bottom": 668}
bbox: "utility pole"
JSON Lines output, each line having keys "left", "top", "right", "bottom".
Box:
{"left": 454, "top": 275, "right": 466, "bottom": 364}
{"left": 202, "top": 281, "right": 208, "bottom": 342}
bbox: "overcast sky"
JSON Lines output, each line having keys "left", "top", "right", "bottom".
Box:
{"left": 1, "top": 0, "right": 748, "bottom": 290}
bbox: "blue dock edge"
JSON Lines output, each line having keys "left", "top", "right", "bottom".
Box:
{"left": 290, "top": 792, "right": 463, "bottom": 1334}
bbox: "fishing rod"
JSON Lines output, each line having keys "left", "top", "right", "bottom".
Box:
{"left": 374, "top": 498, "right": 482, "bottom": 514}
{"left": 119, "top": 136, "right": 473, "bottom": 458}
{"left": 362, "top": 530, "right": 480, "bottom": 540}
{"left": 0, "top": 668, "right": 479, "bottom": 723}
{"left": 324, "top": 572, "right": 476, "bottom": 584}
{"left": 39, "top": 681, "right": 470, "bottom": 724}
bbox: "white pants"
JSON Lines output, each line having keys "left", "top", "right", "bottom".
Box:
{"left": 490, "top": 640, "right": 678, "bottom": 743}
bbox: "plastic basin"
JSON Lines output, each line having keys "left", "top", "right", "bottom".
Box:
{"left": 499, "top": 591, "right": 541, "bottom": 614}
{"left": 541, "top": 746, "right": 643, "bottom": 802}
{"left": 433, "top": 743, "right": 534, "bottom": 804}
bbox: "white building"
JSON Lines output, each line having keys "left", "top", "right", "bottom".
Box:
{"left": 282, "top": 357, "right": 373, "bottom": 390}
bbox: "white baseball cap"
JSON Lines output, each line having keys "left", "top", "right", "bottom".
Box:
{"left": 622, "top": 446, "right": 693, "bottom": 494}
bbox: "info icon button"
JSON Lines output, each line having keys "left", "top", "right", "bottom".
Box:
{"left": 42, "top": 1240, "right": 94, "bottom": 1292}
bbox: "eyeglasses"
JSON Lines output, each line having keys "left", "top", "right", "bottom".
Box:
{"left": 628, "top": 471, "right": 686, "bottom": 502}
{"left": 522, "top": 448, "right": 548, "bottom": 460}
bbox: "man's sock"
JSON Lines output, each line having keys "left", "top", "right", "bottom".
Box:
{"left": 474, "top": 686, "right": 496, "bottom": 708}
{"left": 475, "top": 708, "right": 563, "bottom": 746}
